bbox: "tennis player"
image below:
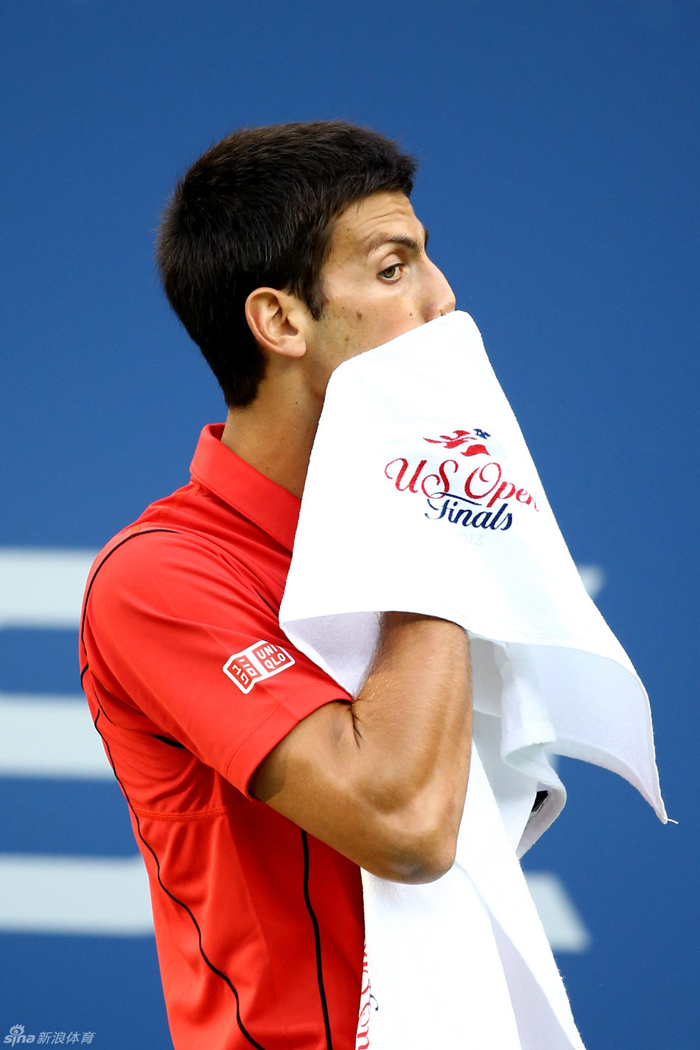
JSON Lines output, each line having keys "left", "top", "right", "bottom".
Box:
{"left": 80, "top": 121, "right": 468, "bottom": 1049}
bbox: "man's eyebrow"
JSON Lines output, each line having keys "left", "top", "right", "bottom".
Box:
{"left": 365, "top": 225, "right": 430, "bottom": 256}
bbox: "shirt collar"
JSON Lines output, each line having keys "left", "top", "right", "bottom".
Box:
{"left": 190, "top": 424, "right": 300, "bottom": 552}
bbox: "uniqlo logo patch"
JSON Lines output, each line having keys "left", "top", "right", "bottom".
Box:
{"left": 223, "top": 640, "right": 295, "bottom": 694}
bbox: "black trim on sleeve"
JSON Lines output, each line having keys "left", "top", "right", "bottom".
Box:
{"left": 254, "top": 588, "right": 279, "bottom": 618}
{"left": 153, "top": 734, "right": 186, "bottom": 749}
{"left": 92, "top": 702, "right": 268, "bottom": 1050}
{"left": 301, "top": 829, "right": 334, "bottom": 1050}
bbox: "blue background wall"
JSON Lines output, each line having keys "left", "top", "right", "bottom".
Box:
{"left": 1, "top": 2, "right": 698, "bottom": 1047}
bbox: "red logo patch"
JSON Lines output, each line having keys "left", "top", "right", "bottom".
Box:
{"left": 223, "top": 641, "right": 295, "bottom": 694}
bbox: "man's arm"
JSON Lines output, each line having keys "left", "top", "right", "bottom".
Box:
{"left": 250, "top": 613, "right": 472, "bottom": 884}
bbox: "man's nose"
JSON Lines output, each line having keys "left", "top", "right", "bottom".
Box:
{"left": 423, "top": 260, "right": 456, "bottom": 321}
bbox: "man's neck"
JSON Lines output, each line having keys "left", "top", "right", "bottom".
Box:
{"left": 220, "top": 376, "right": 323, "bottom": 499}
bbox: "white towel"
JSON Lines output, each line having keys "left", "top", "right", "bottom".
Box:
{"left": 279, "top": 310, "right": 666, "bottom": 1049}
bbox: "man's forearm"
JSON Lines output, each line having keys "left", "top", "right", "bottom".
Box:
{"left": 251, "top": 613, "right": 472, "bottom": 883}
{"left": 348, "top": 612, "right": 472, "bottom": 880}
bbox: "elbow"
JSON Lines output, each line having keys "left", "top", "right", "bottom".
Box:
{"left": 385, "top": 847, "right": 456, "bottom": 885}
{"left": 348, "top": 764, "right": 469, "bottom": 884}
{"left": 363, "top": 813, "right": 459, "bottom": 884}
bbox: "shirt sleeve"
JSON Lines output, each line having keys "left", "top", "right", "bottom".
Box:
{"left": 82, "top": 529, "right": 352, "bottom": 796}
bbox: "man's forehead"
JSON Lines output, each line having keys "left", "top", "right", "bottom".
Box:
{"left": 331, "top": 192, "right": 425, "bottom": 254}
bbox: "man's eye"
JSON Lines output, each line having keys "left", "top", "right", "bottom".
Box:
{"left": 379, "top": 264, "right": 401, "bottom": 280}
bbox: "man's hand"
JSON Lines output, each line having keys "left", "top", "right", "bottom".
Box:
{"left": 250, "top": 613, "right": 472, "bottom": 883}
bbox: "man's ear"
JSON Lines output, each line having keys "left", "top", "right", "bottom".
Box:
{"left": 245, "top": 288, "right": 309, "bottom": 360}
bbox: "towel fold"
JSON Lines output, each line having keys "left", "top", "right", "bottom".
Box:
{"left": 279, "top": 310, "right": 666, "bottom": 1049}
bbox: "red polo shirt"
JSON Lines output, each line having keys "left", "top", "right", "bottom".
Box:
{"left": 80, "top": 424, "right": 364, "bottom": 1050}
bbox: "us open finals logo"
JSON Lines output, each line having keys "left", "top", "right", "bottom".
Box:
{"left": 384, "top": 428, "right": 539, "bottom": 533}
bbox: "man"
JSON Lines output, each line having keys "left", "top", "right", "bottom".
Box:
{"left": 80, "top": 121, "right": 471, "bottom": 1049}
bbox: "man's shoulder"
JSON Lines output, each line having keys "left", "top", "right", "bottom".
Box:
{"left": 82, "top": 493, "right": 262, "bottom": 633}
{"left": 86, "top": 470, "right": 253, "bottom": 592}
{"left": 84, "top": 480, "right": 199, "bottom": 588}
{"left": 85, "top": 521, "right": 253, "bottom": 613}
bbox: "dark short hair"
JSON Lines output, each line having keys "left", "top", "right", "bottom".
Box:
{"left": 156, "top": 121, "right": 417, "bottom": 406}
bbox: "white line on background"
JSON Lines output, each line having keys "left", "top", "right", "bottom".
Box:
{"left": 525, "top": 872, "right": 591, "bottom": 952}
{"left": 0, "top": 547, "right": 96, "bottom": 628}
{"left": 0, "top": 854, "right": 153, "bottom": 936}
{"left": 0, "top": 693, "right": 112, "bottom": 778}
{"left": 0, "top": 852, "right": 587, "bottom": 949}
{"left": 0, "top": 547, "right": 606, "bottom": 629}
